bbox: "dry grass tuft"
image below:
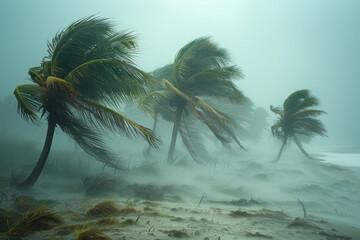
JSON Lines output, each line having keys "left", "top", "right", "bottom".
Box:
{"left": 8, "top": 206, "right": 61, "bottom": 238}
{"left": 87, "top": 201, "right": 119, "bottom": 218}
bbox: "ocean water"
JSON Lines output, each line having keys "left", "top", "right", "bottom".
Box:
{"left": 321, "top": 152, "right": 360, "bottom": 167}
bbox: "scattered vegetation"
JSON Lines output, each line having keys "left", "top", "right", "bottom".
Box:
{"left": 8, "top": 206, "right": 61, "bottom": 238}
{"left": 0, "top": 208, "right": 21, "bottom": 232}
{"left": 74, "top": 226, "right": 111, "bottom": 240}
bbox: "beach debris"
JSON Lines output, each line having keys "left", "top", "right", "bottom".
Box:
{"left": 296, "top": 197, "right": 307, "bottom": 218}
{"left": 230, "top": 208, "right": 288, "bottom": 219}
{"left": 246, "top": 232, "right": 273, "bottom": 239}
{"left": 198, "top": 193, "right": 205, "bottom": 207}
{"left": 208, "top": 198, "right": 264, "bottom": 207}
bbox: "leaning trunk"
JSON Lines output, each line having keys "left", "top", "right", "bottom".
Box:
{"left": 167, "top": 110, "right": 181, "bottom": 164}
{"left": 17, "top": 118, "right": 56, "bottom": 189}
{"left": 293, "top": 134, "right": 313, "bottom": 160}
{"left": 274, "top": 140, "right": 286, "bottom": 163}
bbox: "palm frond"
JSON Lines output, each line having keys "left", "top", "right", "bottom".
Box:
{"left": 162, "top": 78, "right": 193, "bottom": 102}
{"left": 270, "top": 105, "right": 283, "bottom": 116}
{"left": 151, "top": 64, "right": 174, "bottom": 82}
{"left": 188, "top": 100, "right": 245, "bottom": 149}
{"left": 65, "top": 59, "right": 156, "bottom": 105}
{"left": 291, "top": 109, "right": 326, "bottom": 118}
{"left": 283, "top": 89, "right": 319, "bottom": 114}
{"left": 14, "top": 84, "right": 45, "bottom": 123}
{"left": 174, "top": 37, "right": 234, "bottom": 82}
{"left": 294, "top": 118, "right": 327, "bottom": 137}
{"left": 28, "top": 67, "right": 45, "bottom": 86}
{"left": 138, "top": 90, "right": 173, "bottom": 117}
{"left": 178, "top": 118, "right": 209, "bottom": 163}
{"left": 59, "top": 115, "right": 125, "bottom": 170}
{"left": 79, "top": 100, "right": 161, "bottom": 148}
{"left": 49, "top": 16, "right": 114, "bottom": 78}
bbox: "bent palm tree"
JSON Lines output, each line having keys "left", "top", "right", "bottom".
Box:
{"left": 14, "top": 16, "right": 160, "bottom": 189}
{"left": 140, "top": 37, "right": 247, "bottom": 164}
{"left": 270, "top": 89, "right": 326, "bottom": 162}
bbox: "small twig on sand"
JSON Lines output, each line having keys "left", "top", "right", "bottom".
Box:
{"left": 296, "top": 197, "right": 307, "bottom": 218}
{"left": 198, "top": 193, "right": 205, "bottom": 207}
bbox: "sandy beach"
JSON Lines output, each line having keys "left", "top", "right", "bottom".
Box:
{"left": 1, "top": 150, "right": 359, "bottom": 240}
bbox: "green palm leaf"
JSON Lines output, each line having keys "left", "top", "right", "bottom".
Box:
{"left": 14, "top": 84, "right": 45, "bottom": 123}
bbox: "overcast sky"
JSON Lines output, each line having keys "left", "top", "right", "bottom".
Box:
{"left": 0, "top": 0, "right": 359, "bottom": 147}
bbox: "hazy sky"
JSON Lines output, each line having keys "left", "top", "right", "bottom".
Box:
{"left": 1, "top": 0, "right": 359, "bottom": 146}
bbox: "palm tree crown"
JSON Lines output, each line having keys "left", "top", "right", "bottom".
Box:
{"left": 140, "top": 37, "right": 247, "bottom": 163}
{"left": 270, "top": 89, "right": 326, "bottom": 162}
{"left": 14, "top": 16, "right": 160, "bottom": 188}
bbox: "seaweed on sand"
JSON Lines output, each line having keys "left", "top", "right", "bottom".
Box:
{"left": 75, "top": 226, "right": 111, "bottom": 240}
{"left": 87, "top": 201, "right": 119, "bottom": 217}
{"left": 87, "top": 201, "right": 137, "bottom": 218}
{"left": 230, "top": 208, "right": 288, "bottom": 220}
{"left": 162, "top": 229, "right": 190, "bottom": 238}
{"left": 8, "top": 206, "right": 61, "bottom": 238}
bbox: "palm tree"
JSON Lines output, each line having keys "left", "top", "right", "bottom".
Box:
{"left": 270, "top": 89, "right": 327, "bottom": 162}
{"left": 140, "top": 37, "right": 247, "bottom": 164}
{"left": 14, "top": 16, "right": 160, "bottom": 189}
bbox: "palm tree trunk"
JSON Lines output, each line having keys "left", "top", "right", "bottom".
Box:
{"left": 274, "top": 140, "right": 286, "bottom": 163}
{"left": 293, "top": 134, "right": 313, "bottom": 160}
{"left": 17, "top": 118, "right": 56, "bottom": 189}
{"left": 167, "top": 110, "right": 181, "bottom": 164}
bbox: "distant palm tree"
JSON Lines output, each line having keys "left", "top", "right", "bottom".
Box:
{"left": 270, "top": 89, "right": 326, "bottom": 162}
{"left": 140, "top": 37, "right": 247, "bottom": 164}
{"left": 14, "top": 16, "right": 160, "bottom": 189}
